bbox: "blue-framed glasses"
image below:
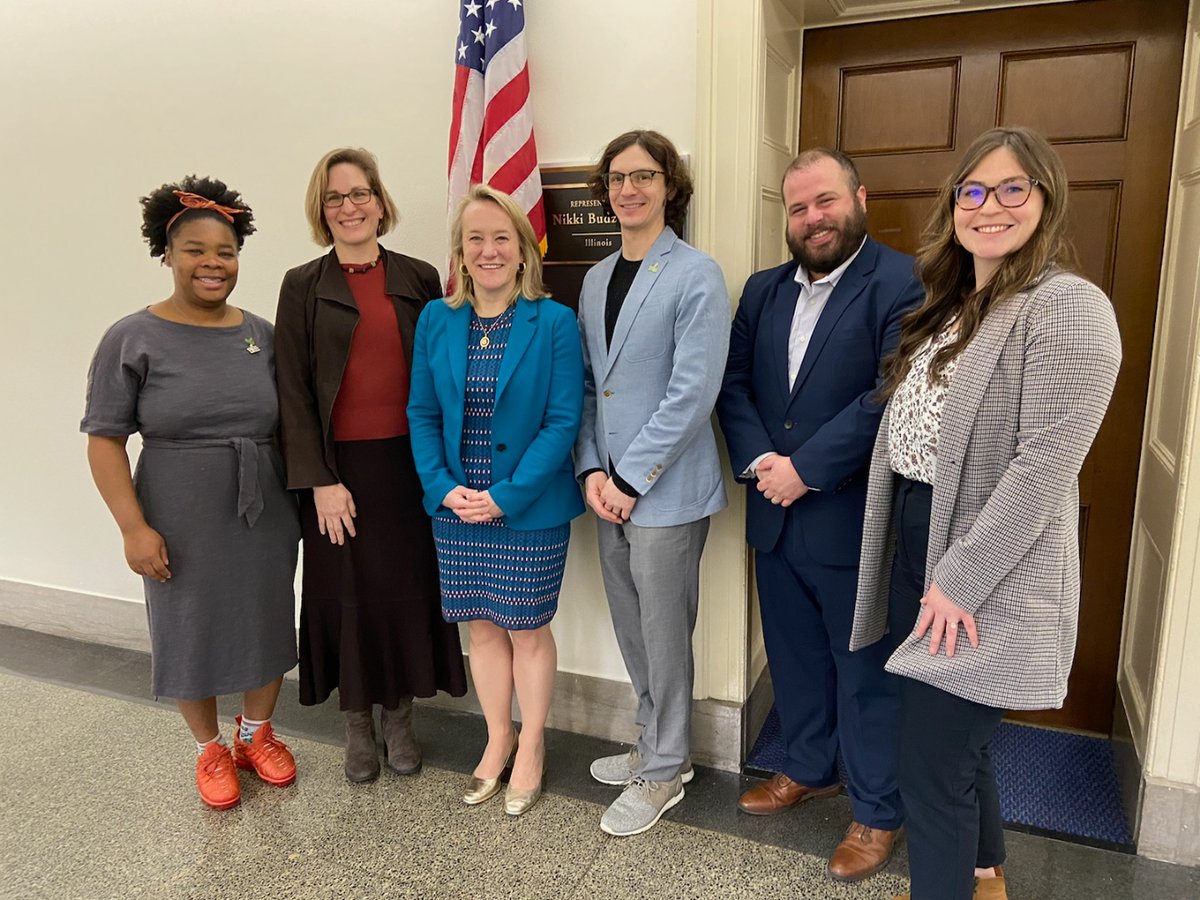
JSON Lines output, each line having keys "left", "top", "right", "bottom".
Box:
{"left": 953, "top": 177, "right": 1040, "bottom": 210}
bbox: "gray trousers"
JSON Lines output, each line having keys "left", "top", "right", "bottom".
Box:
{"left": 596, "top": 516, "right": 710, "bottom": 782}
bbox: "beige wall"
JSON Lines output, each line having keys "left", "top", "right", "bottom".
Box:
{"left": 18, "top": 0, "right": 1200, "bottom": 808}
{"left": 0, "top": 0, "right": 708, "bottom": 687}
{"left": 1121, "top": 0, "right": 1200, "bottom": 865}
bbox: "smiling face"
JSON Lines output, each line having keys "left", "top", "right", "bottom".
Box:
{"left": 323, "top": 162, "right": 382, "bottom": 255}
{"left": 607, "top": 143, "right": 671, "bottom": 238}
{"left": 953, "top": 146, "right": 1045, "bottom": 288}
{"left": 783, "top": 156, "right": 869, "bottom": 279}
{"left": 163, "top": 216, "right": 239, "bottom": 309}
{"left": 461, "top": 199, "right": 522, "bottom": 307}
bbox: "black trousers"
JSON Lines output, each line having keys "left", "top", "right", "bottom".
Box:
{"left": 889, "top": 478, "right": 1006, "bottom": 900}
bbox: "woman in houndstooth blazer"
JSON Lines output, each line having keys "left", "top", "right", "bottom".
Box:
{"left": 850, "top": 127, "right": 1122, "bottom": 900}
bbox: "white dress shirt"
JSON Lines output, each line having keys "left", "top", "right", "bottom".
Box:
{"left": 747, "top": 238, "right": 867, "bottom": 479}
{"left": 787, "top": 238, "right": 866, "bottom": 388}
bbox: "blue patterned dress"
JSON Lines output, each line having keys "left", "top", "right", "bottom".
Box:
{"left": 432, "top": 307, "right": 570, "bottom": 630}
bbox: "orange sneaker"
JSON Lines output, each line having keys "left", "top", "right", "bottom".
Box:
{"left": 196, "top": 741, "right": 241, "bottom": 810}
{"left": 233, "top": 717, "right": 296, "bottom": 787}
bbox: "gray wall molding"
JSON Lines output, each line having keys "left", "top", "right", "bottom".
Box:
{"left": 0, "top": 578, "right": 762, "bottom": 772}
{"left": 0, "top": 579, "right": 149, "bottom": 654}
{"left": 1138, "top": 777, "right": 1200, "bottom": 865}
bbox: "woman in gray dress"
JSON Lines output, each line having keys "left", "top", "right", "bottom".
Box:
{"left": 82, "top": 177, "right": 301, "bottom": 811}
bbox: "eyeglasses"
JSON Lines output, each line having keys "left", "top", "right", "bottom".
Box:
{"left": 953, "top": 177, "right": 1040, "bottom": 211}
{"left": 322, "top": 188, "right": 375, "bottom": 209}
{"left": 601, "top": 169, "right": 665, "bottom": 190}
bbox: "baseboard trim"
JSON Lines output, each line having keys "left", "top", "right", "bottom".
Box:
{"left": 1137, "top": 777, "right": 1200, "bottom": 865}
{"left": 419, "top": 663, "right": 744, "bottom": 772}
{"left": 0, "top": 579, "right": 150, "bottom": 653}
{"left": 0, "top": 578, "right": 750, "bottom": 771}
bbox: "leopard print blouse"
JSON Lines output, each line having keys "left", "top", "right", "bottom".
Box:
{"left": 888, "top": 325, "right": 959, "bottom": 485}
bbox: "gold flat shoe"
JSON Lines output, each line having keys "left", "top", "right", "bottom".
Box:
{"left": 463, "top": 774, "right": 503, "bottom": 805}
{"left": 503, "top": 777, "right": 543, "bottom": 816}
{"left": 461, "top": 730, "right": 518, "bottom": 806}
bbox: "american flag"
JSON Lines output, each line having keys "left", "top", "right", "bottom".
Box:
{"left": 448, "top": 0, "right": 545, "bottom": 255}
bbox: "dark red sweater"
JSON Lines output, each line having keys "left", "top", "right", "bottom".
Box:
{"left": 330, "top": 263, "right": 410, "bottom": 441}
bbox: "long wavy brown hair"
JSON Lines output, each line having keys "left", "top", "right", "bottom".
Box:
{"left": 879, "top": 127, "right": 1077, "bottom": 399}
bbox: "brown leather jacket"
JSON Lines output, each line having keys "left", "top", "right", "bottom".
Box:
{"left": 274, "top": 247, "right": 442, "bottom": 489}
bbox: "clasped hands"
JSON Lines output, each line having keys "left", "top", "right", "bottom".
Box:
{"left": 755, "top": 453, "right": 808, "bottom": 506}
{"left": 443, "top": 485, "right": 504, "bottom": 523}
{"left": 585, "top": 471, "right": 636, "bottom": 524}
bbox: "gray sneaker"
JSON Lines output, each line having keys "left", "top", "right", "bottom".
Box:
{"left": 589, "top": 748, "right": 695, "bottom": 786}
{"left": 599, "top": 775, "right": 685, "bottom": 836}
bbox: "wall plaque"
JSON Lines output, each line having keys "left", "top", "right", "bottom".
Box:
{"left": 539, "top": 164, "right": 616, "bottom": 311}
{"left": 542, "top": 165, "right": 619, "bottom": 264}
{"left": 538, "top": 159, "right": 688, "bottom": 312}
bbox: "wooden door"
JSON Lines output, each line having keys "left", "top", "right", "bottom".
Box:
{"left": 800, "top": 0, "right": 1188, "bottom": 733}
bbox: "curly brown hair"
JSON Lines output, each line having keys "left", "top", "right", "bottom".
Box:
{"left": 587, "top": 130, "right": 693, "bottom": 235}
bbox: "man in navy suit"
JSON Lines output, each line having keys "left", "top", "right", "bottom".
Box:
{"left": 717, "top": 149, "right": 922, "bottom": 882}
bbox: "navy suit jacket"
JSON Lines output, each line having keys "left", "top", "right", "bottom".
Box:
{"left": 717, "top": 237, "right": 923, "bottom": 564}
{"left": 408, "top": 295, "right": 585, "bottom": 531}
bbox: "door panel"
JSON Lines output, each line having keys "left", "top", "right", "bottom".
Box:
{"left": 839, "top": 60, "right": 961, "bottom": 155}
{"left": 999, "top": 45, "right": 1134, "bottom": 141}
{"left": 800, "top": 0, "right": 1188, "bottom": 733}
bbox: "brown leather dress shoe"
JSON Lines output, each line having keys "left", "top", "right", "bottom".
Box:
{"left": 827, "top": 821, "right": 899, "bottom": 882}
{"left": 893, "top": 864, "right": 1007, "bottom": 899}
{"left": 975, "top": 866, "right": 1008, "bottom": 898}
{"left": 737, "top": 772, "right": 841, "bottom": 815}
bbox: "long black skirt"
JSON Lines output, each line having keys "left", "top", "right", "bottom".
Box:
{"left": 298, "top": 435, "right": 467, "bottom": 710}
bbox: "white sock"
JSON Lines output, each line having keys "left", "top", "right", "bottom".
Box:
{"left": 196, "top": 734, "right": 227, "bottom": 756}
{"left": 239, "top": 716, "right": 267, "bottom": 743}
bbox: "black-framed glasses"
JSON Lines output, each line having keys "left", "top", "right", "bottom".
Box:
{"left": 601, "top": 169, "right": 665, "bottom": 190}
{"left": 953, "top": 177, "right": 1040, "bottom": 210}
{"left": 322, "top": 188, "right": 375, "bottom": 209}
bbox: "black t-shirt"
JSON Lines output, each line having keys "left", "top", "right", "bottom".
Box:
{"left": 592, "top": 253, "right": 646, "bottom": 498}
{"left": 605, "top": 254, "right": 642, "bottom": 349}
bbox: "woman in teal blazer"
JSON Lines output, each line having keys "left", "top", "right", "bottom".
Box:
{"left": 408, "top": 184, "right": 583, "bottom": 818}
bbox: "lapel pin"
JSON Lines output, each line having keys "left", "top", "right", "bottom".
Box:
{"left": 649, "top": 262, "right": 660, "bottom": 273}
{"left": 244, "top": 337, "right": 262, "bottom": 354}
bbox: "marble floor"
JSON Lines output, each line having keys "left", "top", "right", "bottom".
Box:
{"left": 1, "top": 625, "right": 1197, "bottom": 900}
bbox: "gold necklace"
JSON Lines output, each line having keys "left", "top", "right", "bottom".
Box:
{"left": 476, "top": 304, "right": 514, "bottom": 348}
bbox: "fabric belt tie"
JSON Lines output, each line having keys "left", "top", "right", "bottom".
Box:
{"left": 142, "top": 437, "right": 271, "bottom": 527}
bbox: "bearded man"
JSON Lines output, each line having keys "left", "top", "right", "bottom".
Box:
{"left": 717, "top": 148, "right": 923, "bottom": 883}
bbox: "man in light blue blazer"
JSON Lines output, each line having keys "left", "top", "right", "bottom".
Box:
{"left": 575, "top": 130, "right": 729, "bottom": 838}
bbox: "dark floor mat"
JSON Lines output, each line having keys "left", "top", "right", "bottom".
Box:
{"left": 745, "top": 707, "right": 1134, "bottom": 851}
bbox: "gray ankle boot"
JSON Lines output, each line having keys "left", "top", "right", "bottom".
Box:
{"left": 343, "top": 709, "right": 380, "bottom": 783}
{"left": 380, "top": 699, "right": 422, "bottom": 775}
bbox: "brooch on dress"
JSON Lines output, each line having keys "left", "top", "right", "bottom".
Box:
{"left": 244, "top": 337, "right": 262, "bottom": 354}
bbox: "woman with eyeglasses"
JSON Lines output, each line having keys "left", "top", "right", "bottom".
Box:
{"left": 850, "top": 127, "right": 1121, "bottom": 900}
{"left": 275, "top": 148, "right": 467, "bottom": 783}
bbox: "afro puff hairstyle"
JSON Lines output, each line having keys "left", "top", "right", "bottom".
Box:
{"left": 140, "top": 175, "right": 255, "bottom": 258}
